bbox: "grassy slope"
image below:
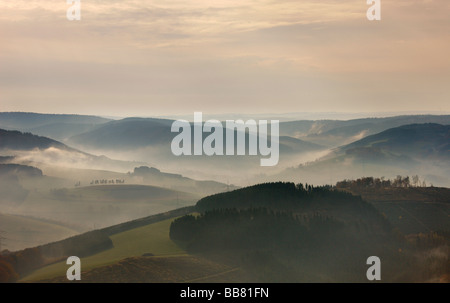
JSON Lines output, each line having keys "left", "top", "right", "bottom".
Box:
{"left": 21, "top": 218, "right": 186, "bottom": 281}
{"left": 0, "top": 213, "right": 78, "bottom": 252}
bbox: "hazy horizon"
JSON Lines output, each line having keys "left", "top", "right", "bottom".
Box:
{"left": 2, "top": 110, "right": 450, "bottom": 123}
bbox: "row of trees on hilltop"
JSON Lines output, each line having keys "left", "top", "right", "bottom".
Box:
{"left": 89, "top": 179, "right": 125, "bottom": 185}
{"left": 336, "top": 175, "right": 429, "bottom": 189}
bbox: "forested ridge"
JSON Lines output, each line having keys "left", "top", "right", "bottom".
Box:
{"left": 169, "top": 182, "right": 449, "bottom": 282}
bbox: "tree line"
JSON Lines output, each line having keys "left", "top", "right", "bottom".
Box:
{"left": 335, "top": 175, "right": 429, "bottom": 189}
{"left": 195, "top": 181, "right": 370, "bottom": 212}
{"left": 89, "top": 179, "right": 125, "bottom": 185}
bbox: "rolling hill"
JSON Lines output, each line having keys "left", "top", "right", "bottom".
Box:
{"left": 62, "top": 115, "right": 450, "bottom": 185}
{"left": 336, "top": 182, "right": 450, "bottom": 234}
{"left": 0, "top": 213, "right": 79, "bottom": 252}
{"left": 14, "top": 182, "right": 450, "bottom": 283}
{"left": 0, "top": 129, "right": 71, "bottom": 151}
{"left": 0, "top": 128, "right": 237, "bottom": 195}
{"left": 64, "top": 116, "right": 328, "bottom": 185}
{"left": 129, "top": 166, "right": 238, "bottom": 195}
{"left": 0, "top": 128, "right": 145, "bottom": 172}
{"left": 2, "top": 112, "right": 449, "bottom": 151}
{"left": 68, "top": 117, "right": 176, "bottom": 149}
{"left": 335, "top": 123, "right": 450, "bottom": 160}
{"left": 23, "top": 215, "right": 246, "bottom": 283}
{"left": 274, "top": 123, "right": 450, "bottom": 187}
{"left": 0, "top": 163, "right": 44, "bottom": 206}
{"left": 278, "top": 136, "right": 324, "bottom": 153}
{"left": 0, "top": 112, "right": 111, "bottom": 141}
{"left": 7, "top": 183, "right": 199, "bottom": 231}
{"left": 280, "top": 115, "right": 450, "bottom": 147}
{"left": 19, "top": 208, "right": 194, "bottom": 281}
{"left": 68, "top": 117, "right": 325, "bottom": 154}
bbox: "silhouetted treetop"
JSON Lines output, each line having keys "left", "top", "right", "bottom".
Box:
{"left": 195, "top": 181, "right": 366, "bottom": 212}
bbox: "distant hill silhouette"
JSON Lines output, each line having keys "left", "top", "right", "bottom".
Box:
{"left": 0, "top": 163, "right": 43, "bottom": 178}
{"left": 0, "top": 112, "right": 111, "bottom": 141}
{"left": 2, "top": 112, "right": 449, "bottom": 149}
{"left": 130, "top": 166, "right": 238, "bottom": 195}
{"left": 337, "top": 123, "right": 449, "bottom": 160}
{"left": 68, "top": 117, "right": 326, "bottom": 158}
{"left": 0, "top": 129, "right": 234, "bottom": 196}
{"left": 0, "top": 112, "right": 111, "bottom": 129}
{"left": 0, "top": 129, "right": 71, "bottom": 151}
{"left": 66, "top": 114, "right": 450, "bottom": 153}
{"left": 0, "top": 164, "right": 43, "bottom": 205}
{"left": 69, "top": 118, "right": 175, "bottom": 149}
{"left": 278, "top": 136, "right": 324, "bottom": 153}
{"left": 0, "top": 128, "right": 148, "bottom": 172}
{"left": 274, "top": 123, "right": 450, "bottom": 187}
{"left": 281, "top": 115, "right": 450, "bottom": 147}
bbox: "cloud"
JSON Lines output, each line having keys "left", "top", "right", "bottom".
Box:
{"left": 11, "top": 147, "right": 90, "bottom": 169}
{"left": 0, "top": 0, "right": 449, "bottom": 116}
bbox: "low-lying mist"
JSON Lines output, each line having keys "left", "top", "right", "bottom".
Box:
{"left": 67, "top": 144, "right": 332, "bottom": 186}
{"left": 4, "top": 148, "right": 142, "bottom": 173}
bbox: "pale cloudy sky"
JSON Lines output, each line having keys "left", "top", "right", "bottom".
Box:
{"left": 0, "top": 0, "right": 449, "bottom": 117}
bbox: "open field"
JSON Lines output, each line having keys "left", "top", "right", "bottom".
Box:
{"left": 21, "top": 217, "right": 186, "bottom": 281}
{"left": 4, "top": 184, "right": 199, "bottom": 230}
{"left": 0, "top": 213, "right": 79, "bottom": 252}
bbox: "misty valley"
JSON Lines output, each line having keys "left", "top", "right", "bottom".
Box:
{"left": 170, "top": 112, "right": 280, "bottom": 166}
{"left": 0, "top": 112, "right": 449, "bottom": 283}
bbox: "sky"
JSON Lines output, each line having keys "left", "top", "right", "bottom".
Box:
{"left": 0, "top": 0, "right": 449, "bottom": 117}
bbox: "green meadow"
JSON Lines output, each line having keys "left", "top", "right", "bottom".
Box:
{"left": 21, "top": 217, "right": 185, "bottom": 282}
